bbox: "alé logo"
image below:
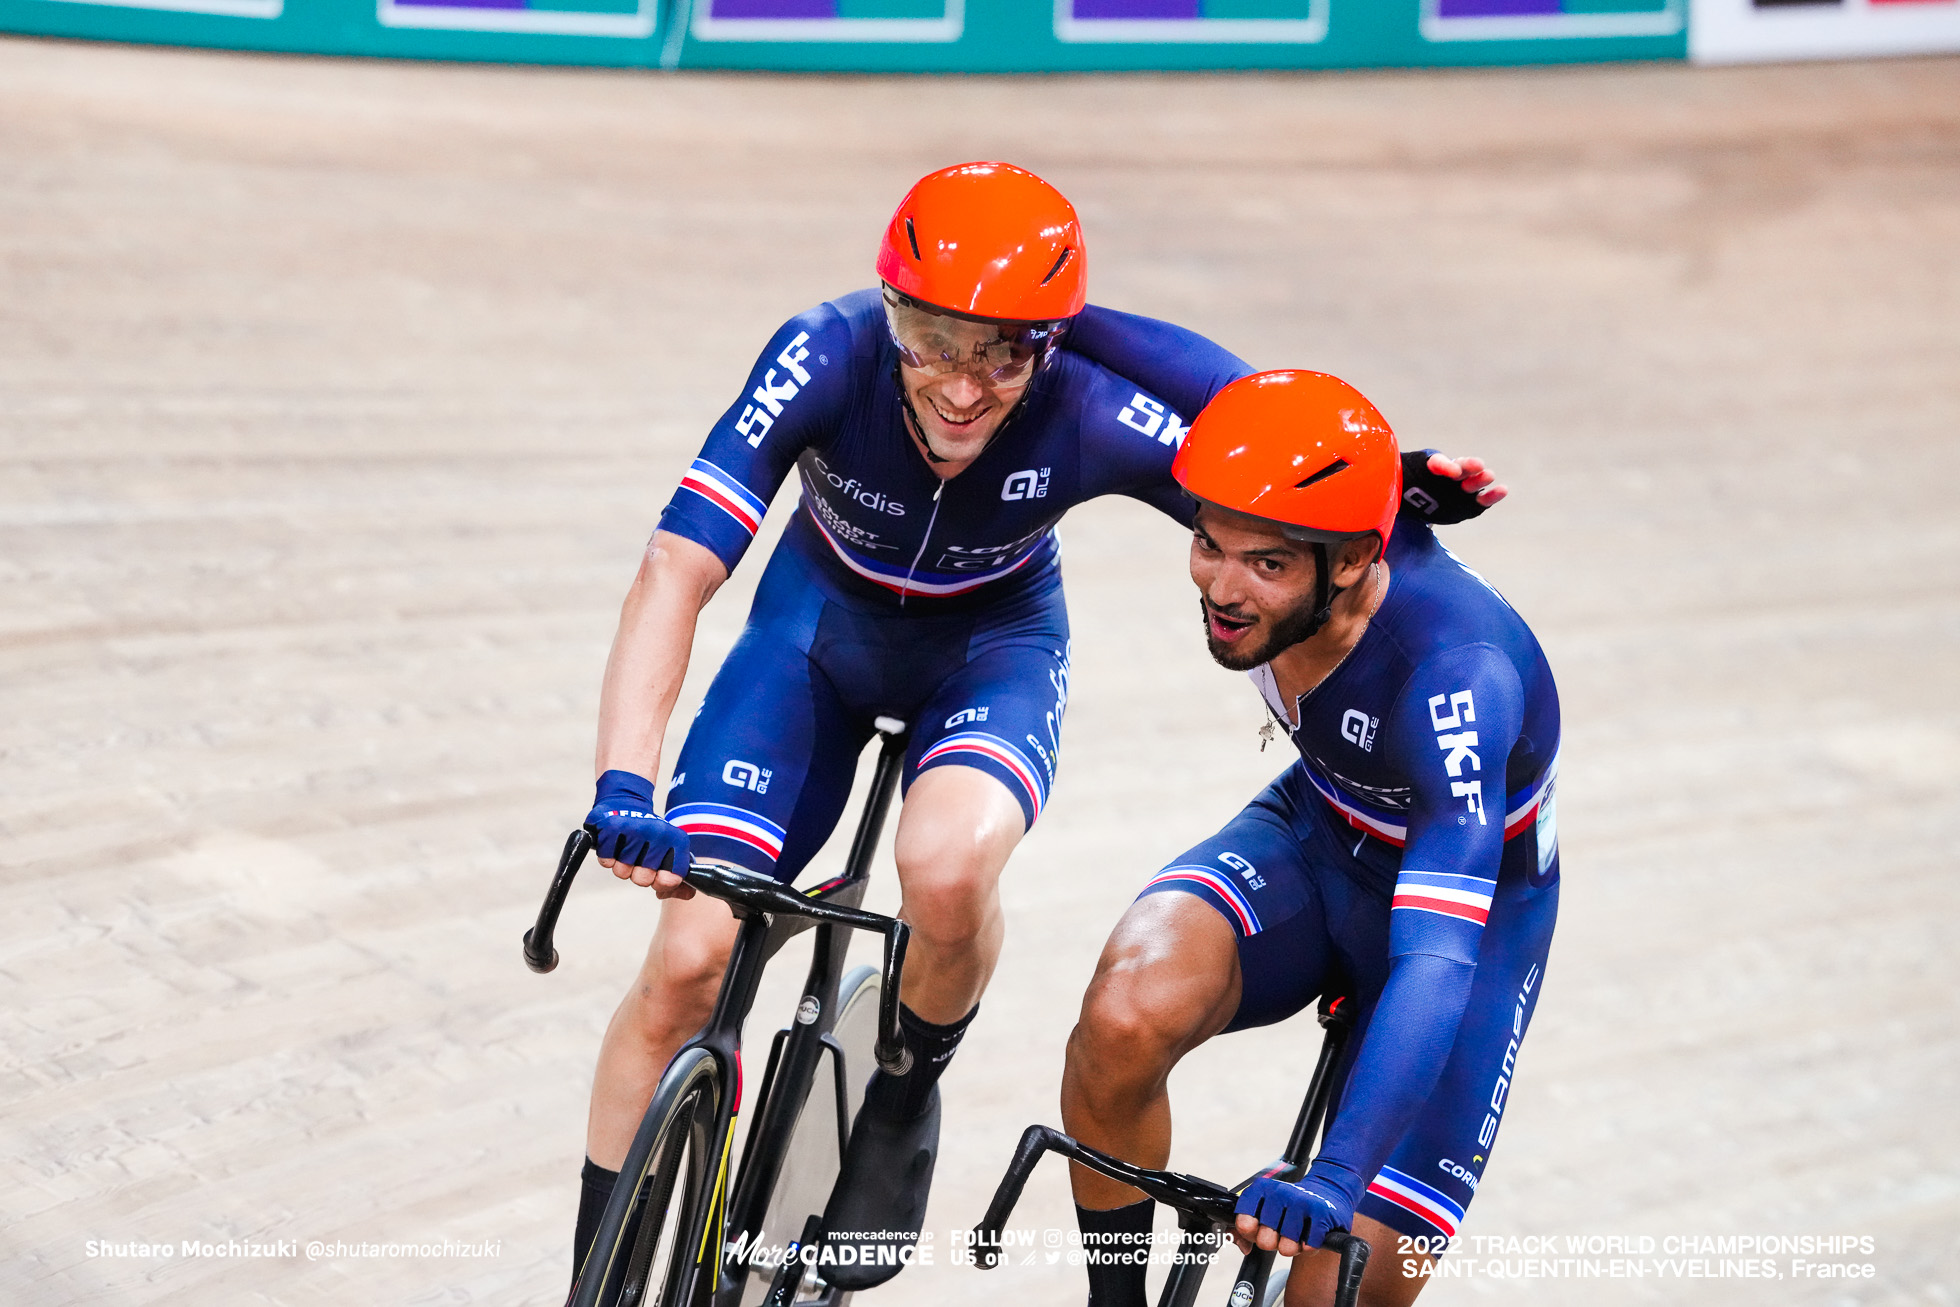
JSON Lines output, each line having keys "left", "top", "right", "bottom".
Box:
{"left": 945, "top": 706, "right": 990, "bottom": 728}
{"left": 1218, "top": 850, "right": 1264, "bottom": 891}
{"left": 722, "top": 759, "right": 772, "bottom": 794}
{"left": 1427, "top": 690, "right": 1483, "bottom": 824}
{"left": 734, "top": 331, "right": 813, "bottom": 448}
{"left": 1001, "top": 468, "right": 1050, "bottom": 501}
{"left": 1341, "top": 708, "right": 1378, "bottom": 752}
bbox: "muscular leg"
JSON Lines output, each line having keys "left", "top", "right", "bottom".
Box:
{"left": 585, "top": 891, "right": 741, "bottom": 1168}
{"left": 888, "top": 764, "right": 1027, "bottom": 1022}
{"left": 1061, "top": 893, "right": 1243, "bottom": 1209}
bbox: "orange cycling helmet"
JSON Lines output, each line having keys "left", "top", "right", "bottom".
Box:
{"left": 1175, "top": 370, "right": 1401, "bottom": 640}
{"left": 876, "top": 161, "right": 1086, "bottom": 323}
{"left": 1174, "top": 369, "right": 1402, "bottom": 551}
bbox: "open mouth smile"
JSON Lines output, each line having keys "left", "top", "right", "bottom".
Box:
{"left": 1206, "top": 604, "right": 1257, "bottom": 644}
{"left": 924, "top": 395, "right": 991, "bottom": 429}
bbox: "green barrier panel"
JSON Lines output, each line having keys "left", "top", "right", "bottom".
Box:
{"left": 0, "top": 0, "right": 675, "bottom": 64}
{"left": 681, "top": 0, "right": 1685, "bottom": 71}
{"left": 0, "top": 0, "right": 1685, "bottom": 70}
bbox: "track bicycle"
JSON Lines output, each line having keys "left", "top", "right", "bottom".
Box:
{"left": 526, "top": 718, "right": 915, "bottom": 1307}
{"left": 971, "top": 993, "right": 1370, "bottom": 1307}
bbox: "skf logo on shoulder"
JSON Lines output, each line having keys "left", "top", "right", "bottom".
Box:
{"left": 1116, "top": 393, "right": 1189, "bottom": 447}
{"left": 1340, "top": 708, "right": 1378, "bottom": 752}
{"left": 1427, "top": 690, "right": 1483, "bottom": 824}
{"left": 722, "top": 759, "right": 773, "bottom": 794}
{"left": 1218, "top": 850, "right": 1264, "bottom": 891}
{"left": 945, "top": 706, "right": 990, "bottom": 728}
{"left": 734, "top": 331, "right": 813, "bottom": 448}
{"left": 1001, "top": 468, "right": 1051, "bottom": 501}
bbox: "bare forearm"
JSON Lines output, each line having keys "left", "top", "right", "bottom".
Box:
{"left": 594, "top": 530, "right": 727, "bottom": 782}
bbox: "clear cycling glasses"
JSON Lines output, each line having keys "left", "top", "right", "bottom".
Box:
{"left": 882, "top": 287, "right": 1065, "bottom": 387}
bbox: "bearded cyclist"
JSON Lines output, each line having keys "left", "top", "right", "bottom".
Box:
{"left": 1059, "top": 372, "right": 1560, "bottom": 1307}
{"left": 571, "top": 163, "right": 1503, "bottom": 1291}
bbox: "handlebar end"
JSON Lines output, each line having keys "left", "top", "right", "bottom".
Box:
{"left": 522, "top": 928, "right": 559, "bottom": 974}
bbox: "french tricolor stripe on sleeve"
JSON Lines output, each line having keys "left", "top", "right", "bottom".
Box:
{"left": 1391, "top": 870, "right": 1497, "bottom": 927}
{"left": 1367, "top": 1165, "right": 1466, "bottom": 1239}
{"left": 678, "top": 459, "right": 767, "bottom": 537}
{"left": 667, "top": 802, "right": 787, "bottom": 863}
{"left": 1501, "top": 750, "right": 1558, "bottom": 840}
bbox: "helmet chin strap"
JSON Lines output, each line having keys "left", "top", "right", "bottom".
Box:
{"left": 895, "top": 373, "right": 954, "bottom": 464}
{"left": 1304, "top": 542, "right": 1338, "bottom": 641}
{"left": 1292, "top": 546, "right": 1379, "bottom": 648}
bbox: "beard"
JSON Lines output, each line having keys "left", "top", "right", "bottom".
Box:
{"left": 1201, "top": 593, "right": 1328, "bottom": 672}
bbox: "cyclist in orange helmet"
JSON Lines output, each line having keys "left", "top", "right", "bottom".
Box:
{"left": 1060, "top": 372, "right": 1559, "bottom": 1307}
{"left": 571, "top": 164, "right": 1505, "bottom": 1292}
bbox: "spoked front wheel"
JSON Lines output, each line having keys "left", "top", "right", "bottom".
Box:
{"left": 574, "top": 1046, "right": 723, "bottom": 1307}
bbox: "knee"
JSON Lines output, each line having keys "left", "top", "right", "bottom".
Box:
{"left": 1070, "top": 967, "right": 1181, "bottom": 1090}
{"left": 894, "top": 818, "right": 1001, "bottom": 946}
{"left": 626, "top": 923, "right": 732, "bottom": 1037}
{"left": 895, "top": 863, "right": 992, "bottom": 951}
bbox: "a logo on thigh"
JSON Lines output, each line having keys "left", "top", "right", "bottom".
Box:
{"left": 945, "top": 706, "right": 990, "bottom": 728}
{"left": 722, "top": 759, "right": 773, "bottom": 794}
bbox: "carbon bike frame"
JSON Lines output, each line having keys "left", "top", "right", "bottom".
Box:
{"left": 528, "top": 720, "right": 914, "bottom": 1307}
{"left": 971, "top": 994, "right": 1370, "bottom": 1307}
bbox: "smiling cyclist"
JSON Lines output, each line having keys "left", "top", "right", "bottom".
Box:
{"left": 1059, "top": 371, "right": 1560, "bottom": 1307}
{"left": 570, "top": 162, "right": 1504, "bottom": 1292}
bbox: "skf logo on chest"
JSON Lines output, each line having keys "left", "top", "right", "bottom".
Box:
{"left": 1116, "top": 392, "right": 1189, "bottom": 447}
{"left": 734, "top": 331, "right": 813, "bottom": 448}
{"left": 945, "top": 706, "right": 990, "bottom": 728}
{"left": 722, "top": 759, "right": 773, "bottom": 794}
{"left": 1427, "top": 690, "right": 1484, "bottom": 824}
{"left": 1001, "top": 468, "right": 1051, "bottom": 501}
{"left": 1341, "top": 708, "right": 1378, "bottom": 752}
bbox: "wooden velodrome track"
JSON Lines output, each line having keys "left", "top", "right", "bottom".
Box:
{"left": 2, "top": 35, "right": 1955, "bottom": 1306}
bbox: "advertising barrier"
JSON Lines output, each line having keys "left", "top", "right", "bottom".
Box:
{"left": 0, "top": 0, "right": 1948, "bottom": 76}
{"left": 0, "top": 0, "right": 1692, "bottom": 68}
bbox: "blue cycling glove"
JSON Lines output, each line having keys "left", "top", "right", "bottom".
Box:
{"left": 586, "top": 770, "right": 691, "bottom": 873}
{"left": 1235, "top": 1158, "right": 1365, "bottom": 1250}
{"left": 1399, "top": 449, "right": 1488, "bottom": 526}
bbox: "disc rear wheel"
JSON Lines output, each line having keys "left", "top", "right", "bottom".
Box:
{"left": 737, "top": 965, "right": 882, "bottom": 1306}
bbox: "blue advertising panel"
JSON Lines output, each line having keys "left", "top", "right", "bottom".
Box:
{"left": 1054, "top": 0, "right": 1328, "bottom": 43}
{"left": 689, "top": 0, "right": 961, "bottom": 42}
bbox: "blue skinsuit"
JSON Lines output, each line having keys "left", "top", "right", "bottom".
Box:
{"left": 1139, "top": 522, "right": 1562, "bottom": 1244}
{"left": 651, "top": 290, "right": 1239, "bottom": 869}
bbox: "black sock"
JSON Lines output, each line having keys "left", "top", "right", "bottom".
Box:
{"left": 1077, "top": 1198, "right": 1155, "bottom": 1307}
{"left": 573, "top": 1157, "right": 629, "bottom": 1289}
{"left": 861, "top": 1003, "right": 977, "bottom": 1121}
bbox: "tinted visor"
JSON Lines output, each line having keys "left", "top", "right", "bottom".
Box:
{"left": 882, "top": 287, "right": 1064, "bottom": 386}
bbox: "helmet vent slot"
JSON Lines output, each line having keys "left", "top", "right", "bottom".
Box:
{"left": 1294, "top": 457, "right": 1350, "bottom": 490}
{"left": 1039, "top": 246, "right": 1074, "bottom": 287}
{"left": 905, "top": 216, "right": 922, "bottom": 261}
